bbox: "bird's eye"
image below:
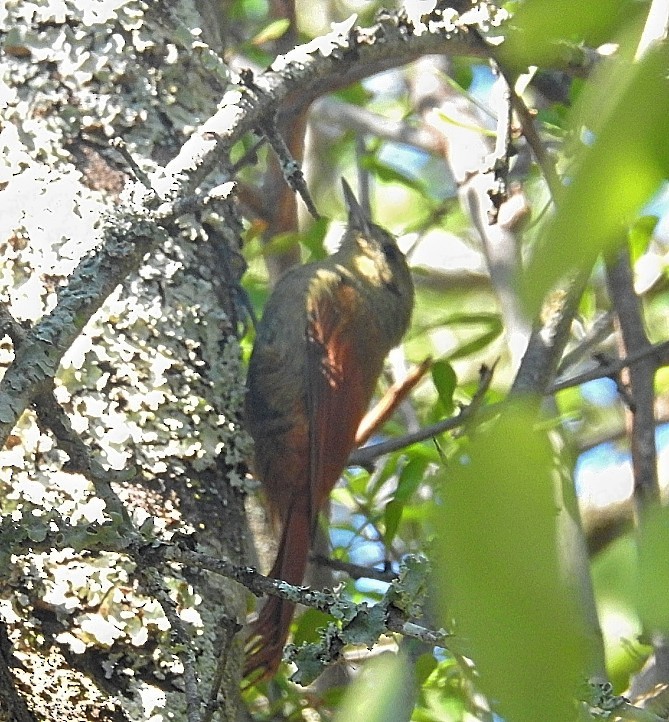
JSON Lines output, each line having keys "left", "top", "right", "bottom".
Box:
{"left": 382, "top": 242, "right": 399, "bottom": 261}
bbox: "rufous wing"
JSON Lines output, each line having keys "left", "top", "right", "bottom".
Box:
{"left": 305, "top": 280, "right": 378, "bottom": 531}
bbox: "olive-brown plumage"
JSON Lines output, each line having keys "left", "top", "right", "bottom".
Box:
{"left": 244, "top": 181, "right": 414, "bottom": 679}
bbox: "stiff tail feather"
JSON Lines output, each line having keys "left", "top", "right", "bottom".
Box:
{"left": 244, "top": 501, "right": 311, "bottom": 681}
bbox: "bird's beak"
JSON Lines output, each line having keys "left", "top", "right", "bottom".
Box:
{"left": 342, "top": 178, "right": 371, "bottom": 235}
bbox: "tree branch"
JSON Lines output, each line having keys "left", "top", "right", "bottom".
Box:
{"left": 160, "top": 10, "right": 489, "bottom": 199}
{"left": 314, "top": 98, "right": 442, "bottom": 155}
{"left": 349, "top": 362, "right": 495, "bottom": 466}
{"left": 550, "top": 340, "right": 669, "bottom": 394}
{"left": 310, "top": 554, "right": 397, "bottom": 583}
{"left": 605, "top": 247, "right": 661, "bottom": 512}
{"left": 161, "top": 544, "right": 447, "bottom": 646}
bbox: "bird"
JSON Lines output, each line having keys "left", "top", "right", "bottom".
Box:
{"left": 244, "top": 179, "right": 414, "bottom": 680}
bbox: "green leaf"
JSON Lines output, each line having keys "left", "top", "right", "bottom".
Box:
{"left": 384, "top": 457, "right": 430, "bottom": 544}
{"left": 261, "top": 231, "right": 301, "bottom": 257}
{"left": 431, "top": 360, "right": 457, "bottom": 415}
{"left": 300, "top": 216, "right": 329, "bottom": 262}
{"left": 395, "top": 456, "right": 430, "bottom": 505}
{"left": 333, "top": 652, "right": 415, "bottom": 722}
{"left": 293, "top": 608, "right": 332, "bottom": 646}
{"left": 414, "top": 652, "right": 438, "bottom": 687}
{"left": 499, "top": 0, "right": 640, "bottom": 69}
{"left": 335, "top": 83, "right": 371, "bottom": 106}
{"left": 637, "top": 506, "right": 669, "bottom": 632}
{"left": 523, "top": 42, "right": 669, "bottom": 313}
{"left": 416, "top": 311, "right": 503, "bottom": 335}
{"left": 250, "top": 18, "right": 290, "bottom": 45}
{"left": 384, "top": 498, "right": 403, "bottom": 546}
{"left": 629, "top": 215, "right": 659, "bottom": 265}
{"left": 360, "top": 155, "right": 425, "bottom": 193}
{"left": 434, "top": 401, "right": 592, "bottom": 722}
{"left": 446, "top": 327, "right": 502, "bottom": 360}
{"left": 449, "top": 57, "right": 475, "bottom": 92}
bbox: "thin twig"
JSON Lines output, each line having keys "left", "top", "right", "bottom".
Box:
{"left": 202, "top": 616, "right": 241, "bottom": 722}
{"left": 315, "top": 98, "right": 441, "bottom": 154}
{"left": 229, "top": 136, "right": 266, "bottom": 174}
{"left": 310, "top": 553, "right": 397, "bottom": 583}
{"left": 550, "top": 339, "right": 669, "bottom": 394}
{"left": 109, "top": 138, "right": 155, "bottom": 190}
{"left": 349, "top": 363, "right": 495, "bottom": 466}
{"left": 486, "top": 69, "right": 513, "bottom": 224}
{"left": 257, "top": 111, "right": 320, "bottom": 220}
{"left": 557, "top": 312, "right": 615, "bottom": 375}
{"left": 355, "top": 358, "right": 432, "bottom": 447}
{"left": 498, "top": 66, "right": 563, "bottom": 200}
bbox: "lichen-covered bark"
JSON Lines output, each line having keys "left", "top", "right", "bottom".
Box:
{"left": 0, "top": 1, "right": 250, "bottom": 718}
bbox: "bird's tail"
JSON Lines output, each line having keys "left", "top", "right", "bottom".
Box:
{"left": 244, "top": 500, "right": 311, "bottom": 681}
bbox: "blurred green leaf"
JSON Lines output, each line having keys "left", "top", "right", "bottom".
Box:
{"left": 366, "top": 454, "right": 399, "bottom": 499}
{"left": 435, "top": 401, "right": 590, "bottom": 722}
{"left": 300, "top": 216, "right": 329, "bottom": 262}
{"left": 417, "top": 311, "right": 502, "bottom": 334}
{"left": 384, "top": 456, "right": 431, "bottom": 544}
{"left": 628, "top": 215, "right": 659, "bottom": 265}
{"left": 637, "top": 506, "right": 669, "bottom": 632}
{"left": 414, "top": 652, "right": 438, "bottom": 687}
{"left": 237, "top": 0, "right": 268, "bottom": 19}
{"left": 431, "top": 360, "right": 457, "bottom": 415}
{"left": 449, "top": 57, "right": 475, "bottom": 92}
{"left": 261, "top": 230, "right": 301, "bottom": 257}
{"left": 384, "top": 499, "right": 403, "bottom": 546}
{"left": 499, "top": 0, "right": 640, "bottom": 68}
{"left": 335, "top": 83, "right": 372, "bottom": 106}
{"left": 433, "top": 108, "right": 496, "bottom": 137}
{"left": 447, "top": 333, "right": 498, "bottom": 361}
{"left": 591, "top": 535, "right": 645, "bottom": 690}
{"left": 333, "top": 652, "right": 415, "bottom": 722}
{"left": 250, "top": 18, "right": 290, "bottom": 45}
{"left": 360, "top": 155, "right": 425, "bottom": 193}
{"left": 396, "top": 457, "right": 430, "bottom": 506}
{"left": 293, "top": 608, "right": 332, "bottom": 646}
{"left": 523, "top": 42, "right": 669, "bottom": 313}
{"left": 535, "top": 104, "right": 569, "bottom": 136}
{"left": 444, "top": 314, "right": 504, "bottom": 359}
{"left": 383, "top": 499, "right": 404, "bottom": 546}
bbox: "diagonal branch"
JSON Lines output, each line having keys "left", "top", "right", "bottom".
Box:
{"left": 349, "top": 363, "right": 495, "bottom": 466}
